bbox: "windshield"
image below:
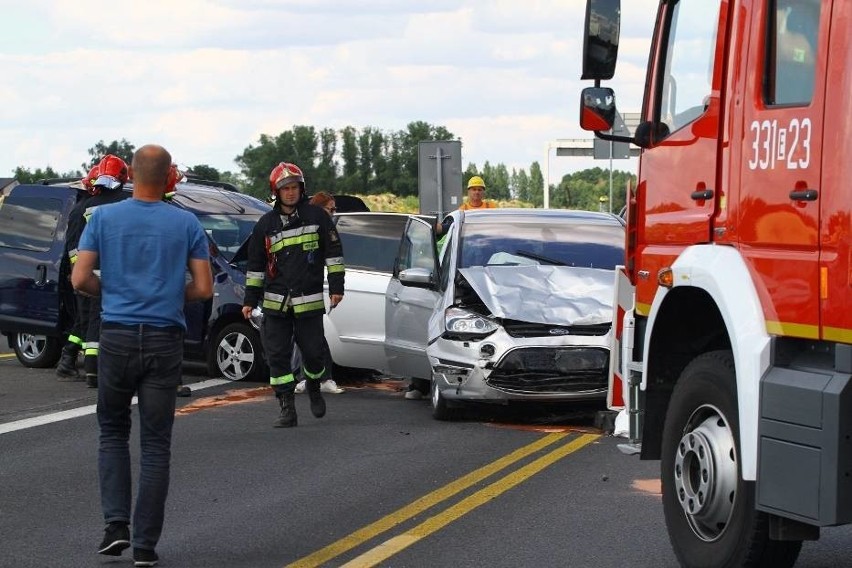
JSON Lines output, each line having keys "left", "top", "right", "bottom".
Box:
{"left": 197, "top": 214, "right": 262, "bottom": 262}
{"left": 459, "top": 220, "right": 624, "bottom": 270}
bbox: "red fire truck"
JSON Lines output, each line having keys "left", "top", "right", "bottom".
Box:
{"left": 579, "top": 0, "right": 850, "bottom": 566}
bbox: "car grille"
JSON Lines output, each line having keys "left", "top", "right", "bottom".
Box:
{"left": 486, "top": 347, "right": 609, "bottom": 393}
{"left": 502, "top": 320, "right": 611, "bottom": 338}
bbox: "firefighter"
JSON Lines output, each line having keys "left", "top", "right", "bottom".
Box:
{"left": 80, "top": 155, "right": 131, "bottom": 388}
{"left": 241, "top": 162, "right": 345, "bottom": 428}
{"left": 56, "top": 165, "right": 101, "bottom": 380}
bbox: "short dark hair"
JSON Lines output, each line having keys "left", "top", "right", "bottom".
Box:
{"left": 131, "top": 145, "right": 172, "bottom": 187}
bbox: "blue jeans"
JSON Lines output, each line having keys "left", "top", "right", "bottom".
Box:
{"left": 97, "top": 322, "right": 183, "bottom": 551}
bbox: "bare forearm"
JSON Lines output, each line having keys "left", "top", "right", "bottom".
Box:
{"left": 185, "top": 281, "right": 212, "bottom": 302}
{"left": 73, "top": 273, "right": 101, "bottom": 297}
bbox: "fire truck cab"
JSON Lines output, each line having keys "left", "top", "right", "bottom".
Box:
{"left": 579, "top": 0, "right": 851, "bottom": 566}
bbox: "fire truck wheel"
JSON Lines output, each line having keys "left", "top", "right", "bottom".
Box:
{"left": 661, "top": 350, "right": 802, "bottom": 568}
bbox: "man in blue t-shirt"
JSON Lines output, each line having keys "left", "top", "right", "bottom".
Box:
{"left": 72, "top": 144, "right": 213, "bottom": 567}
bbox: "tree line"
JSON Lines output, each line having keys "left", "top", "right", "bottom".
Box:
{"left": 9, "top": 122, "right": 635, "bottom": 212}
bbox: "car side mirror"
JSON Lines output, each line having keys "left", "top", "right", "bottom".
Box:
{"left": 398, "top": 267, "right": 435, "bottom": 289}
{"left": 580, "top": 86, "right": 616, "bottom": 131}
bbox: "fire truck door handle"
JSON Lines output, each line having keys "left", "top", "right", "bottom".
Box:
{"left": 789, "top": 189, "right": 818, "bottom": 201}
{"left": 690, "top": 189, "right": 713, "bottom": 200}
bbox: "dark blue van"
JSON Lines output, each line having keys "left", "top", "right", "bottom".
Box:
{"left": 0, "top": 179, "right": 272, "bottom": 381}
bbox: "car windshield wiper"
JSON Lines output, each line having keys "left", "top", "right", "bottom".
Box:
{"left": 514, "top": 250, "right": 567, "bottom": 266}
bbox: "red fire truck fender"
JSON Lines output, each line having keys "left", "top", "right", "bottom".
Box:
{"left": 644, "top": 244, "right": 771, "bottom": 481}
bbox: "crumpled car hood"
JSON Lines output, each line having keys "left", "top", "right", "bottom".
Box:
{"left": 458, "top": 265, "right": 613, "bottom": 326}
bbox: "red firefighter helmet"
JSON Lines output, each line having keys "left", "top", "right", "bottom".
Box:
{"left": 164, "top": 164, "right": 183, "bottom": 200}
{"left": 82, "top": 165, "right": 101, "bottom": 195}
{"left": 268, "top": 162, "right": 305, "bottom": 198}
{"left": 93, "top": 154, "right": 129, "bottom": 191}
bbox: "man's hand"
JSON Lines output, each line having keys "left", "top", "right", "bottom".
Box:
{"left": 329, "top": 294, "right": 343, "bottom": 309}
{"left": 241, "top": 305, "right": 254, "bottom": 320}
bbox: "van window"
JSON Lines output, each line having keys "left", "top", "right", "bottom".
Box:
{"left": 0, "top": 196, "right": 63, "bottom": 252}
{"left": 768, "top": 0, "right": 820, "bottom": 105}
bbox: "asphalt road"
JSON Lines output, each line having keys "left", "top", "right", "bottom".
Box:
{"left": 1, "top": 344, "right": 850, "bottom": 568}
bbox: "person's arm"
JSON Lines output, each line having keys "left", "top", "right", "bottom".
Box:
{"left": 321, "top": 214, "right": 345, "bottom": 307}
{"left": 242, "top": 222, "right": 267, "bottom": 318}
{"left": 186, "top": 258, "right": 213, "bottom": 302}
{"left": 71, "top": 250, "right": 101, "bottom": 297}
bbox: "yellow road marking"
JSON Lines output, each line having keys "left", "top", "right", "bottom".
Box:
{"left": 285, "top": 432, "right": 569, "bottom": 568}
{"left": 340, "top": 434, "right": 599, "bottom": 568}
{"left": 0, "top": 353, "right": 16, "bottom": 359}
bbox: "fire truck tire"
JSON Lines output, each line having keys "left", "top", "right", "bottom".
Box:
{"left": 661, "top": 350, "right": 802, "bottom": 568}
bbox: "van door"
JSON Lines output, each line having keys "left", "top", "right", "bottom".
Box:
{"left": 384, "top": 217, "right": 441, "bottom": 381}
{"left": 633, "top": 0, "right": 727, "bottom": 313}
{"left": 737, "top": 0, "right": 826, "bottom": 339}
{"left": 0, "top": 185, "right": 75, "bottom": 335}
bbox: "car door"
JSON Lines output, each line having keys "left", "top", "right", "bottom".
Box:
{"left": 0, "top": 184, "right": 75, "bottom": 335}
{"left": 324, "top": 213, "right": 409, "bottom": 370}
{"left": 385, "top": 216, "right": 441, "bottom": 380}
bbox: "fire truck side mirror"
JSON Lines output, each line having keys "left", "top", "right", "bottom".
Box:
{"left": 580, "top": 86, "right": 616, "bottom": 132}
{"left": 634, "top": 121, "right": 671, "bottom": 149}
{"left": 581, "top": 0, "right": 621, "bottom": 81}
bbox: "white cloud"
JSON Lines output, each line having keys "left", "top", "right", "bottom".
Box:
{"left": 1, "top": 0, "right": 658, "bottom": 185}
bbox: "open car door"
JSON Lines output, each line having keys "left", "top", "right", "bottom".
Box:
{"left": 384, "top": 216, "right": 441, "bottom": 381}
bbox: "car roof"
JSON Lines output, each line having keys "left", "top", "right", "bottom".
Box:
{"left": 457, "top": 208, "right": 625, "bottom": 227}
{"left": 30, "top": 178, "right": 271, "bottom": 216}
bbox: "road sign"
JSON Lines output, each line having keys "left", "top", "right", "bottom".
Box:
{"left": 418, "top": 141, "right": 463, "bottom": 216}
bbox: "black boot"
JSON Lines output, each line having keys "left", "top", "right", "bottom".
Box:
{"left": 306, "top": 380, "right": 326, "bottom": 418}
{"left": 86, "top": 374, "right": 98, "bottom": 389}
{"left": 56, "top": 345, "right": 81, "bottom": 380}
{"left": 274, "top": 392, "right": 298, "bottom": 428}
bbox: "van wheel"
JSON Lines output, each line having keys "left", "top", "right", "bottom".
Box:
{"left": 431, "top": 379, "right": 456, "bottom": 421}
{"left": 13, "top": 333, "right": 62, "bottom": 368}
{"left": 207, "top": 323, "right": 267, "bottom": 382}
{"left": 661, "top": 350, "right": 802, "bottom": 567}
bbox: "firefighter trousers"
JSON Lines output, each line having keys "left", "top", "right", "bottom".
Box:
{"left": 262, "top": 312, "right": 326, "bottom": 397}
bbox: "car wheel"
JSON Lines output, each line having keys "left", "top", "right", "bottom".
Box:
{"left": 13, "top": 333, "right": 62, "bottom": 368}
{"left": 207, "top": 323, "right": 267, "bottom": 382}
{"left": 661, "top": 350, "right": 802, "bottom": 568}
{"left": 431, "top": 379, "right": 455, "bottom": 421}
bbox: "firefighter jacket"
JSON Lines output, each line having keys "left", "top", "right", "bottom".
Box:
{"left": 65, "top": 189, "right": 130, "bottom": 265}
{"left": 244, "top": 201, "right": 344, "bottom": 318}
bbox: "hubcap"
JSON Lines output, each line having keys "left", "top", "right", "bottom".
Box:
{"left": 673, "top": 405, "right": 738, "bottom": 542}
{"left": 216, "top": 331, "right": 255, "bottom": 381}
{"left": 16, "top": 333, "right": 46, "bottom": 361}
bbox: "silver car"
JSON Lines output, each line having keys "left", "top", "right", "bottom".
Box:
{"left": 384, "top": 208, "right": 625, "bottom": 420}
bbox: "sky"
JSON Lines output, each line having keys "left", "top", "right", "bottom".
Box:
{"left": 0, "top": 0, "right": 659, "bottom": 187}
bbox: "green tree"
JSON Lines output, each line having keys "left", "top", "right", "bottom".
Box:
{"left": 512, "top": 168, "right": 530, "bottom": 202}
{"left": 83, "top": 139, "right": 135, "bottom": 170}
{"left": 188, "top": 164, "right": 220, "bottom": 180}
{"left": 12, "top": 165, "right": 74, "bottom": 184}
{"left": 338, "top": 126, "right": 360, "bottom": 195}
{"left": 528, "top": 162, "right": 544, "bottom": 207}
{"left": 315, "top": 127, "right": 338, "bottom": 193}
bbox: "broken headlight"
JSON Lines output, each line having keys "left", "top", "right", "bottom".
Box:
{"left": 444, "top": 307, "right": 498, "bottom": 339}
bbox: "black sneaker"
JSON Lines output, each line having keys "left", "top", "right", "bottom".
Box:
{"left": 133, "top": 548, "right": 159, "bottom": 567}
{"left": 176, "top": 385, "right": 191, "bottom": 397}
{"left": 97, "top": 521, "right": 130, "bottom": 556}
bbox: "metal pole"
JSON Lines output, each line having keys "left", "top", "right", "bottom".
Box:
{"left": 435, "top": 147, "right": 444, "bottom": 219}
{"left": 608, "top": 137, "right": 614, "bottom": 213}
{"left": 544, "top": 143, "right": 551, "bottom": 209}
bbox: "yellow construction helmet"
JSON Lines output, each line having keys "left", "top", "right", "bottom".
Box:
{"left": 467, "top": 176, "right": 486, "bottom": 189}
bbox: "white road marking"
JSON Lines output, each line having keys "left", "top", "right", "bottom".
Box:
{"left": 0, "top": 378, "right": 232, "bottom": 435}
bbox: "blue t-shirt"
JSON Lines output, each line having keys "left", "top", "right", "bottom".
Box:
{"left": 78, "top": 198, "right": 209, "bottom": 329}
